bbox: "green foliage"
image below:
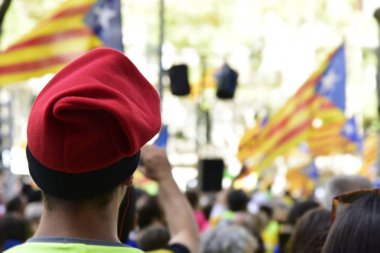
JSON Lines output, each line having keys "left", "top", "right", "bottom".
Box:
{"left": 1, "top": 0, "right": 65, "bottom": 49}
{"left": 165, "top": 0, "right": 235, "bottom": 55}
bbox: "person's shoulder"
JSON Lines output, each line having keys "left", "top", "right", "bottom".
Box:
{"left": 3, "top": 242, "right": 144, "bottom": 253}
{"left": 146, "top": 243, "right": 190, "bottom": 253}
{"left": 3, "top": 243, "right": 34, "bottom": 253}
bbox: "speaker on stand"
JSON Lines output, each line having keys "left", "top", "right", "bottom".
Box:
{"left": 198, "top": 158, "right": 224, "bottom": 192}
{"left": 168, "top": 64, "right": 191, "bottom": 96}
{"left": 215, "top": 63, "right": 238, "bottom": 99}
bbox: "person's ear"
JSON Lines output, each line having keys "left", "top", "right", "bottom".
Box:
{"left": 123, "top": 176, "right": 133, "bottom": 187}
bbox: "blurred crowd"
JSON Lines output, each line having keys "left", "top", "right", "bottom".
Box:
{"left": 0, "top": 170, "right": 377, "bottom": 253}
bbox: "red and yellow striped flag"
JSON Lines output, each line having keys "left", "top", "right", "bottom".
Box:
{"left": 250, "top": 75, "right": 318, "bottom": 172}
{"left": 243, "top": 45, "right": 346, "bottom": 173}
{"left": 0, "top": 0, "right": 102, "bottom": 85}
{"left": 238, "top": 117, "right": 267, "bottom": 162}
{"left": 307, "top": 98, "right": 347, "bottom": 155}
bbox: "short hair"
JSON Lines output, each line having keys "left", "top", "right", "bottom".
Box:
{"left": 286, "top": 208, "right": 331, "bottom": 253}
{"left": 6, "top": 196, "right": 26, "bottom": 214}
{"left": 42, "top": 187, "right": 118, "bottom": 212}
{"left": 259, "top": 205, "right": 273, "bottom": 220}
{"left": 136, "top": 195, "right": 165, "bottom": 229}
{"left": 201, "top": 225, "right": 259, "bottom": 253}
{"left": 0, "top": 214, "right": 31, "bottom": 242}
{"left": 324, "top": 175, "right": 372, "bottom": 209}
{"left": 322, "top": 192, "right": 380, "bottom": 253}
{"left": 227, "top": 190, "right": 249, "bottom": 212}
{"left": 137, "top": 224, "right": 170, "bottom": 251}
{"left": 287, "top": 200, "right": 319, "bottom": 225}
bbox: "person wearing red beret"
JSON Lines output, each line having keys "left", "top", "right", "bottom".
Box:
{"left": 4, "top": 48, "right": 199, "bottom": 253}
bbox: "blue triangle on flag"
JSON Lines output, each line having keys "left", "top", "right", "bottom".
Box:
{"left": 84, "top": 0, "right": 124, "bottom": 52}
{"left": 315, "top": 44, "right": 346, "bottom": 111}
{"left": 154, "top": 125, "right": 169, "bottom": 148}
{"left": 307, "top": 161, "right": 319, "bottom": 180}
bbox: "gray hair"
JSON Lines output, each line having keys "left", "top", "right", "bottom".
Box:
{"left": 200, "top": 225, "right": 258, "bottom": 253}
{"left": 324, "top": 175, "right": 373, "bottom": 209}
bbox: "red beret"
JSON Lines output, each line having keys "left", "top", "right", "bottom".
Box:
{"left": 27, "top": 48, "right": 161, "bottom": 198}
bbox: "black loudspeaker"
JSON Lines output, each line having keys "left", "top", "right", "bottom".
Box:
{"left": 215, "top": 64, "right": 238, "bottom": 99}
{"left": 168, "top": 64, "right": 191, "bottom": 96}
{"left": 199, "top": 159, "right": 224, "bottom": 192}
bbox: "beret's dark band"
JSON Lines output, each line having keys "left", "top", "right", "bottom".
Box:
{"left": 26, "top": 146, "right": 140, "bottom": 199}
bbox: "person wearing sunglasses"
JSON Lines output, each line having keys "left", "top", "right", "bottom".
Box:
{"left": 323, "top": 175, "right": 372, "bottom": 209}
{"left": 322, "top": 189, "right": 380, "bottom": 253}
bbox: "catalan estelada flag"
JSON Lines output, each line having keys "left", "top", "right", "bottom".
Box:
{"left": 244, "top": 44, "right": 346, "bottom": 173}
{"left": 340, "top": 116, "right": 363, "bottom": 153}
{"left": 237, "top": 116, "right": 268, "bottom": 163}
{"left": 0, "top": 0, "right": 123, "bottom": 85}
{"left": 306, "top": 44, "right": 348, "bottom": 156}
{"left": 307, "top": 115, "right": 362, "bottom": 155}
{"left": 154, "top": 125, "right": 169, "bottom": 148}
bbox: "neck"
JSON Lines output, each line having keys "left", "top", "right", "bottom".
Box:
{"left": 34, "top": 202, "right": 120, "bottom": 242}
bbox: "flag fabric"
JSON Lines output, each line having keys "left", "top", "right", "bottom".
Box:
{"left": 308, "top": 116, "right": 362, "bottom": 155}
{"left": 340, "top": 116, "right": 363, "bottom": 152}
{"left": 307, "top": 120, "right": 346, "bottom": 155}
{"left": 84, "top": 0, "right": 124, "bottom": 52}
{"left": 0, "top": 0, "right": 123, "bottom": 85}
{"left": 237, "top": 116, "right": 268, "bottom": 162}
{"left": 286, "top": 168, "right": 315, "bottom": 196}
{"left": 307, "top": 44, "right": 348, "bottom": 155}
{"left": 154, "top": 125, "right": 169, "bottom": 148}
{"left": 243, "top": 44, "right": 346, "bottom": 173}
{"left": 306, "top": 161, "right": 319, "bottom": 181}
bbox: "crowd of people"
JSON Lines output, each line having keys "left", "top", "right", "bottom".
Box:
{"left": 0, "top": 168, "right": 377, "bottom": 253}
{"left": 0, "top": 48, "right": 377, "bottom": 253}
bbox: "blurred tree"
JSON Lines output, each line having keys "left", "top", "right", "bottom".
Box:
{"left": 165, "top": 0, "right": 235, "bottom": 60}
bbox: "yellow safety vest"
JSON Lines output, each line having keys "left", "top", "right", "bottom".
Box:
{"left": 4, "top": 242, "right": 144, "bottom": 253}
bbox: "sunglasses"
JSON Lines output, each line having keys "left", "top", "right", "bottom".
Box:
{"left": 331, "top": 188, "right": 377, "bottom": 223}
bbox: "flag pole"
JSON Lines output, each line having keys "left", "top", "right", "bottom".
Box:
{"left": 374, "top": 8, "right": 380, "bottom": 118}
{"left": 158, "top": 0, "right": 165, "bottom": 107}
{"left": 373, "top": 8, "right": 380, "bottom": 179}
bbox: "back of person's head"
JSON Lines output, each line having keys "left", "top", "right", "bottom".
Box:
{"left": 201, "top": 225, "right": 259, "bottom": 253}
{"left": 279, "top": 199, "right": 319, "bottom": 252}
{"left": 324, "top": 175, "right": 372, "bottom": 209}
{"left": 26, "top": 48, "right": 161, "bottom": 207}
{"left": 287, "top": 200, "right": 319, "bottom": 225}
{"left": 286, "top": 208, "right": 331, "bottom": 253}
{"left": 259, "top": 205, "right": 273, "bottom": 220}
{"left": 137, "top": 224, "right": 170, "bottom": 251}
{"left": 118, "top": 187, "right": 148, "bottom": 243}
{"left": 6, "top": 196, "right": 27, "bottom": 215}
{"left": 0, "top": 214, "right": 31, "bottom": 250}
{"left": 227, "top": 189, "right": 249, "bottom": 212}
{"left": 322, "top": 191, "right": 380, "bottom": 253}
{"left": 137, "top": 195, "right": 165, "bottom": 229}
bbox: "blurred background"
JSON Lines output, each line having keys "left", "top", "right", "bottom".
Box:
{"left": 0, "top": 0, "right": 378, "bottom": 203}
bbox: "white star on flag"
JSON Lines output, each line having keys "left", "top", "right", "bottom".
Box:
{"left": 94, "top": 6, "right": 116, "bottom": 29}
{"left": 320, "top": 70, "right": 339, "bottom": 93}
{"left": 343, "top": 124, "right": 354, "bottom": 136}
